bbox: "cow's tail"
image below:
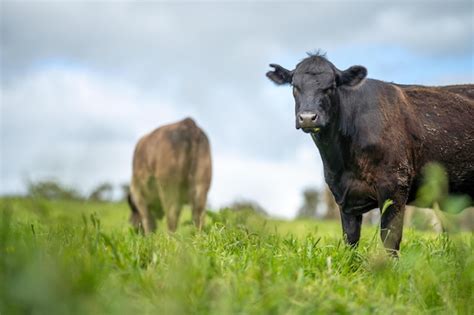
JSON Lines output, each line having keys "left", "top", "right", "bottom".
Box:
{"left": 127, "top": 192, "right": 142, "bottom": 229}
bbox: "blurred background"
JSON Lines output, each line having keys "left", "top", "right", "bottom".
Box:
{"left": 1, "top": 1, "right": 473, "bottom": 218}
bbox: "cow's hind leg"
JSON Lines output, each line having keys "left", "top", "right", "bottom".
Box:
{"left": 129, "top": 183, "right": 157, "bottom": 234}
{"left": 161, "top": 186, "right": 182, "bottom": 232}
{"left": 127, "top": 193, "right": 142, "bottom": 231}
{"left": 166, "top": 203, "right": 181, "bottom": 232}
{"left": 134, "top": 195, "right": 156, "bottom": 234}
{"left": 191, "top": 184, "right": 208, "bottom": 230}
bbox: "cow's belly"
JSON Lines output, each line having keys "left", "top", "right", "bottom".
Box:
{"left": 341, "top": 194, "right": 378, "bottom": 215}
{"left": 408, "top": 163, "right": 474, "bottom": 204}
{"left": 446, "top": 164, "right": 474, "bottom": 197}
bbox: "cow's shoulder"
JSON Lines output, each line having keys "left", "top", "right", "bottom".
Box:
{"left": 338, "top": 80, "right": 394, "bottom": 151}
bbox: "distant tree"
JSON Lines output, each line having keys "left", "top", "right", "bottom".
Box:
{"left": 228, "top": 200, "right": 268, "bottom": 216}
{"left": 297, "top": 188, "right": 320, "bottom": 219}
{"left": 27, "top": 179, "right": 83, "bottom": 200}
{"left": 322, "top": 186, "right": 339, "bottom": 220}
{"left": 89, "top": 182, "right": 114, "bottom": 202}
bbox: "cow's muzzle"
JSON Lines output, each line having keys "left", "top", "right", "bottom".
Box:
{"left": 297, "top": 111, "right": 321, "bottom": 133}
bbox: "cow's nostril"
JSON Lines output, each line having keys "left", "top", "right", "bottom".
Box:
{"left": 311, "top": 114, "right": 317, "bottom": 121}
{"left": 298, "top": 115, "right": 304, "bottom": 122}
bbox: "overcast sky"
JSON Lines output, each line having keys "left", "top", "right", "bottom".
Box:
{"left": 1, "top": 1, "right": 473, "bottom": 218}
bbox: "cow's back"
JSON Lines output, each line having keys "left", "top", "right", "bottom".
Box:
{"left": 438, "top": 84, "right": 474, "bottom": 101}
{"left": 132, "top": 118, "right": 210, "bottom": 198}
{"left": 401, "top": 85, "right": 474, "bottom": 196}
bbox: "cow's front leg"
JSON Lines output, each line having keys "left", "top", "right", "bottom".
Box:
{"left": 340, "top": 211, "right": 363, "bottom": 246}
{"left": 376, "top": 172, "right": 410, "bottom": 256}
{"left": 379, "top": 201, "right": 405, "bottom": 256}
{"left": 377, "top": 184, "right": 408, "bottom": 255}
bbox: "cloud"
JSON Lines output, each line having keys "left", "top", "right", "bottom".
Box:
{"left": 211, "top": 145, "right": 324, "bottom": 218}
{"left": 2, "top": 2, "right": 472, "bottom": 80}
{"left": 1, "top": 66, "right": 183, "bottom": 193}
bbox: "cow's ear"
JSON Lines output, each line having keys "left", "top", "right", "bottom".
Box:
{"left": 336, "top": 65, "right": 367, "bottom": 87}
{"left": 266, "top": 64, "right": 293, "bottom": 85}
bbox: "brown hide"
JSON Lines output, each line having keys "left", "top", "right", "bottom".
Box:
{"left": 129, "top": 118, "right": 212, "bottom": 233}
{"left": 438, "top": 84, "right": 474, "bottom": 101}
{"left": 400, "top": 85, "right": 474, "bottom": 196}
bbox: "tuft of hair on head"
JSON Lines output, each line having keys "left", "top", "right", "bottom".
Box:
{"left": 306, "top": 49, "right": 327, "bottom": 59}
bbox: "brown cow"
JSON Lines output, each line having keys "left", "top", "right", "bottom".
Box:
{"left": 128, "top": 118, "right": 212, "bottom": 233}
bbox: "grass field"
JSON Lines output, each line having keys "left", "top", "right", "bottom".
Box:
{"left": 0, "top": 197, "right": 472, "bottom": 314}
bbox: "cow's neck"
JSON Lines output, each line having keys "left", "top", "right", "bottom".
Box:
{"left": 311, "top": 128, "right": 346, "bottom": 176}
{"left": 310, "top": 92, "right": 348, "bottom": 178}
{"left": 310, "top": 119, "right": 350, "bottom": 204}
{"left": 309, "top": 91, "right": 365, "bottom": 205}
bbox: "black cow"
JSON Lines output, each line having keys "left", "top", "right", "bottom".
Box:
{"left": 267, "top": 53, "right": 474, "bottom": 254}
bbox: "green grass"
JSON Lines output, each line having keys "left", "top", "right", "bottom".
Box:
{"left": 0, "top": 197, "right": 472, "bottom": 315}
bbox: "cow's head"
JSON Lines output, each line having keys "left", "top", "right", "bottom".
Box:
{"left": 266, "top": 54, "right": 367, "bottom": 133}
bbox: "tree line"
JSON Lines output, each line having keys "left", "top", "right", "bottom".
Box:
{"left": 25, "top": 179, "right": 129, "bottom": 202}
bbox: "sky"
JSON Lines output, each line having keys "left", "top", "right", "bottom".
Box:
{"left": 1, "top": 1, "right": 473, "bottom": 218}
